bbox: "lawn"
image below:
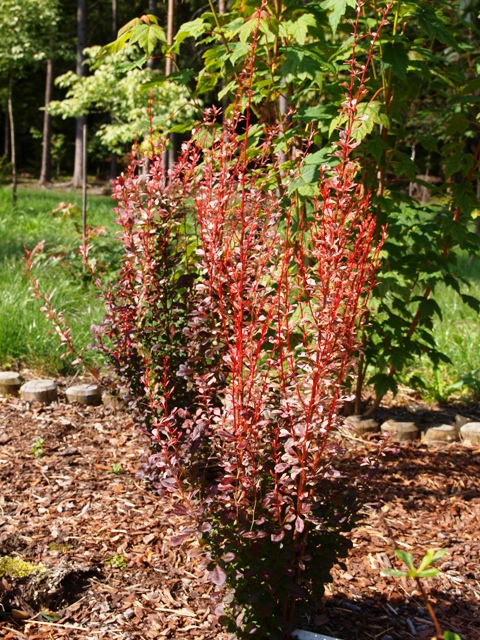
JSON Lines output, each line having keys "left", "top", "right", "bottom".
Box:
{"left": 409, "top": 256, "right": 480, "bottom": 401}
{"left": 0, "top": 186, "right": 120, "bottom": 375}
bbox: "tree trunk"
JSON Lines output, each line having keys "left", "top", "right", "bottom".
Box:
{"left": 110, "top": 0, "right": 118, "bottom": 182}
{"left": 38, "top": 57, "right": 54, "bottom": 185}
{"left": 165, "top": 0, "right": 175, "bottom": 76}
{"left": 112, "top": 0, "right": 117, "bottom": 37}
{"left": 7, "top": 75, "right": 17, "bottom": 206}
{"left": 73, "top": 0, "right": 87, "bottom": 188}
{"left": 3, "top": 115, "right": 8, "bottom": 158}
{"left": 218, "top": 0, "right": 227, "bottom": 121}
{"left": 147, "top": 0, "right": 157, "bottom": 70}
{"left": 163, "top": 0, "right": 176, "bottom": 172}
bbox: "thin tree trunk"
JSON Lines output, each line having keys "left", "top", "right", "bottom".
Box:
{"left": 73, "top": 0, "right": 87, "bottom": 188}
{"left": 3, "top": 115, "right": 8, "bottom": 158}
{"left": 147, "top": 0, "right": 157, "bottom": 70}
{"left": 165, "top": 0, "right": 175, "bottom": 76}
{"left": 112, "top": 0, "right": 117, "bottom": 37}
{"left": 7, "top": 75, "right": 17, "bottom": 206}
{"left": 110, "top": 0, "right": 117, "bottom": 182}
{"left": 219, "top": 0, "right": 227, "bottom": 122}
{"left": 164, "top": 0, "right": 176, "bottom": 171}
{"left": 39, "top": 57, "right": 54, "bottom": 185}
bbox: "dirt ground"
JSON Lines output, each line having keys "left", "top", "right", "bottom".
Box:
{"left": 0, "top": 380, "right": 479, "bottom": 640}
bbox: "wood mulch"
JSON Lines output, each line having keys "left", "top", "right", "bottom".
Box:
{"left": 0, "top": 381, "right": 479, "bottom": 640}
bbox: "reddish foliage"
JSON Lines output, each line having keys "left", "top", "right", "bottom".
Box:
{"left": 27, "top": 8, "right": 388, "bottom": 637}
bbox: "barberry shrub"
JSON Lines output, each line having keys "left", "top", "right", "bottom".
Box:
{"left": 36, "top": 12, "right": 385, "bottom": 639}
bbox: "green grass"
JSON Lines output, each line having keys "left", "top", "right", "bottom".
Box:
{"left": 409, "top": 256, "right": 480, "bottom": 401}
{"left": 0, "top": 186, "right": 120, "bottom": 375}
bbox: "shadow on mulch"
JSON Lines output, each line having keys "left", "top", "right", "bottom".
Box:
{"left": 314, "top": 589, "right": 479, "bottom": 640}
{"left": 360, "top": 445, "right": 480, "bottom": 507}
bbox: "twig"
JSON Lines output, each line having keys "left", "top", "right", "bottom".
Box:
{"left": 25, "top": 619, "right": 105, "bottom": 633}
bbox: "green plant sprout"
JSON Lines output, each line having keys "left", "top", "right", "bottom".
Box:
{"left": 110, "top": 463, "right": 122, "bottom": 474}
{"left": 31, "top": 437, "right": 44, "bottom": 458}
{"left": 383, "top": 549, "right": 461, "bottom": 640}
{"left": 105, "top": 554, "right": 127, "bottom": 569}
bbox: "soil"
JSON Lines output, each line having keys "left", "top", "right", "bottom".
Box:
{"left": 0, "top": 381, "right": 479, "bottom": 640}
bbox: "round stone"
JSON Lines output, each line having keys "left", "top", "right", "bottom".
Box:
{"left": 380, "top": 419, "right": 419, "bottom": 443}
{"left": 0, "top": 372, "right": 23, "bottom": 396}
{"left": 66, "top": 384, "right": 102, "bottom": 406}
{"left": 422, "top": 424, "right": 459, "bottom": 445}
{"left": 21, "top": 380, "right": 58, "bottom": 404}
{"left": 460, "top": 422, "right": 480, "bottom": 446}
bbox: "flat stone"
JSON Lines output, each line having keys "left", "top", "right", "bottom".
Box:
{"left": 460, "top": 422, "right": 480, "bottom": 445}
{"left": 0, "top": 371, "right": 23, "bottom": 396}
{"left": 343, "top": 415, "right": 380, "bottom": 436}
{"left": 422, "top": 424, "right": 459, "bottom": 444}
{"left": 66, "top": 384, "right": 102, "bottom": 406}
{"left": 380, "top": 419, "right": 418, "bottom": 443}
{"left": 20, "top": 380, "right": 58, "bottom": 404}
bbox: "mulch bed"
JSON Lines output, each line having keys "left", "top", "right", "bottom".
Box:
{"left": 0, "top": 381, "right": 479, "bottom": 640}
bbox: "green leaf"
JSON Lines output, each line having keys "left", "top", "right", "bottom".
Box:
{"left": 443, "top": 631, "right": 462, "bottom": 640}
{"left": 418, "top": 298, "right": 442, "bottom": 321}
{"left": 174, "top": 18, "right": 208, "bottom": 51}
{"left": 238, "top": 18, "right": 258, "bottom": 45}
{"left": 321, "top": 0, "right": 357, "bottom": 35}
{"left": 167, "top": 69, "right": 196, "bottom": 86}
{"left": 218, "top": 80, "right": 237, "bottom": 101}
{"left": 117, "top": 17, "right": 142, "bottom": 38}
{"left": 460, "top": 294, "right": 480, "bottom": 313}
{"left": 444, "top": 153, "right": 474, "bottom": 180}
{"left": 417, "top": 548, "right": 446, "bottom": 573}
{"left": 368, "top": 372, "right": 397, "bottom": 397}
{"left": 280, "top": 46, "right": 333, "bottom": 85}
{"left": 282, "top": 14, "right": 317, "bottom": 45}
{"left": 381, "top": 41, "right": 409, "bottom": 80}
{"left": 168, "top": 121, "right": 196, "bottom": 134}
{"left": 196, "top": 69, "right": 220, "bottom": 94}
{"left": 394, "top": 549, "right": 415, "bottom": 570}
{"left": 129, "top": 23, "right": 166, "bottom": 58}
{"left": 382, "top": 568, "right": 407, "bottom": 577}
{"left": 100, "top": 30, "right": 134, "bottom": 57}
{"left": 418, "top": 8, "right": 458, "bottom": 49}
{"left": 416, "top": 568, "right": 440, "bottom": 578}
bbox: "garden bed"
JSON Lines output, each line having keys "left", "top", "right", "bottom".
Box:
{"left": 0, "top": 381, "right": 479, "bottom": 640}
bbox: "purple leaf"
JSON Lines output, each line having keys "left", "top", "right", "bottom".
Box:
{"left": 271, "top": 530, "right": 285, "bottom": 542}
{"left": 208, "top": 565, "right": 227, "bottom": 587}
{"left": 170, "top": 531, "right": 193, "bottom": 546}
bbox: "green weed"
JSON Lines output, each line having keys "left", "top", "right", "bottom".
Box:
{"left": 383, "top": 549, "right": 462, "bottom": 640}
{"left": 31, "top": 437, "right": 45, "bottom": 458}
{"left": 105, "top": 554, "right": 127, "bottom": 569}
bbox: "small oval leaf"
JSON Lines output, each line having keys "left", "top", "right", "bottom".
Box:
{"left": 208, "top": 564, "right": 227, "bottom": 587}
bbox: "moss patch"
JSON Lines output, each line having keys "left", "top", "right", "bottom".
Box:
{"left": 0, "top": 556, "right": 44, "bottom": 578}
